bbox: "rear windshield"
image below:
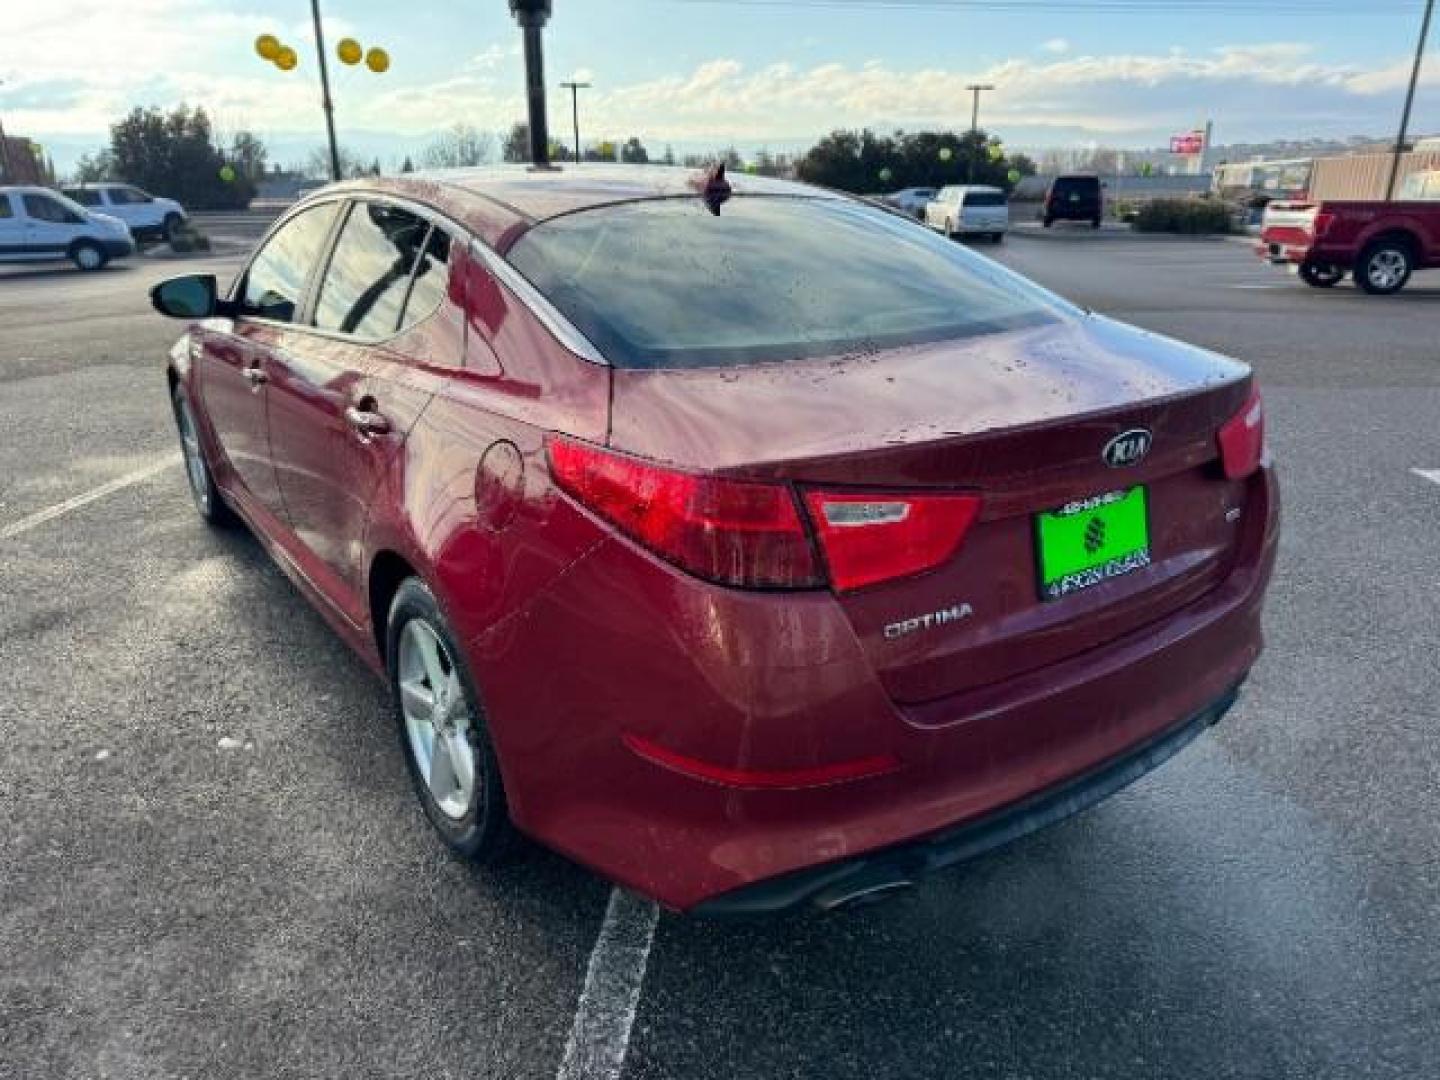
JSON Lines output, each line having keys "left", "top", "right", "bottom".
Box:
{"left": 964, "top": 191, "right": 1007, "bottom": 207}
{"left": 1052, "top": 177, "right": 1099, "bottom": 195}
{"left": 507, "top": 196, "right": 1065, "bottom": 369}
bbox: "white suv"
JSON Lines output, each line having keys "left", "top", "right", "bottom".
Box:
{"left": 61, "top": 182, "right": 187, "bottom": 245}
{"left": 0, "top": 186, "right": 135, "bottom": 270}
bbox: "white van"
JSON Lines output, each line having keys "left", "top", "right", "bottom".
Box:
{"left": 0, "top": 186, "right": 135, "bottom": 270}
{"left": 61, "top": 182, "right": 188, "bottom": 245}
{"left": 923, "top": 185, "right": 1010, "bottom": 242}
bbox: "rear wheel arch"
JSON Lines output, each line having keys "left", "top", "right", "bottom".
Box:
{"left": 1363, "top": 227, "right": 1421, "bottom": 257}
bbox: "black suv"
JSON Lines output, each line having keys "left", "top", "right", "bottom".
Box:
{"left": 1043, "top": 175, "right": 1103, "bottom": 228}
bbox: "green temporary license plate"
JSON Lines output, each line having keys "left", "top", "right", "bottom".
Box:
{"left": 1035, "top": 487, "right": 1151, "bottom": 600}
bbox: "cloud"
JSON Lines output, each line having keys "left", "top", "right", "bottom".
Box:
{"left": 1041, "top": 39, "right": 1071, "bottom": 55}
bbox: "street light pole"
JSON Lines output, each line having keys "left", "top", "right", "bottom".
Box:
{"left": 1386, "top": 0, "right": 1435, "bottom": 201}
{"left": 559, "top": 80, "right": 590, "bottom": 163}
{"left": 965, "top": 83, "right": 995, "bottom": 134}
{"left": 308, "top": 0, "right": 342, "bottom": 182}
{"left": 0, "top": 79, "right": 13, "bottom": 184}
{"left": 510, "top": 0, "right": 554, "bottom": 168}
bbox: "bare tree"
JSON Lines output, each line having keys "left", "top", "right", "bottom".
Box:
{"left": 421, "top": 124, "right": 494, "bottom": 169}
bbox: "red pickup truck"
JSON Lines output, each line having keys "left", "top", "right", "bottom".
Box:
{"left": 1258, "top": 171, "right": 1440, "bottom": 294}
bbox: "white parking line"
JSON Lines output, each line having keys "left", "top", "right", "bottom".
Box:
{"left": 0, "top": 458, "right": 178, "bottom": 541}
{"left": 555, "top": 888, "right": 660, "bottom": 1080}
{"left": 1413, "top": 469, "right": 1440, "bottom": 487}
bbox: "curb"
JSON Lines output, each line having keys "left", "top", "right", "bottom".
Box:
{"left": 1010, "top": 225, "right": 1249, "bottom": 244}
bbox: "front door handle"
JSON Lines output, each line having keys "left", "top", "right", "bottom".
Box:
{"left": 241, "top": 365, "right": 267, "bottom": 386}
{"left": 345, "top": 406, "right": 392, "bottom": 438}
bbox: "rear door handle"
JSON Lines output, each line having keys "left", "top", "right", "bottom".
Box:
{"left": 345, "top": 406, "right": 391, "bottom": 438}
{"left": 241, "top": 366, "right": 267, "bottom": 385}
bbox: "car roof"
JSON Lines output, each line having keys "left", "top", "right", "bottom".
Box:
{"left": 1, "top": 185, "right": 63, "bottom": 195}
{"left": 309, "top": 164, "right": 839, "bottom": 251}
{"left": 62, "top": 182, "right": 123, "bottom": 189}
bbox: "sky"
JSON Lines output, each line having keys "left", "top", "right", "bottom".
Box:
{"left": 2, "top": 0, "right": 1437, "bottom": 174}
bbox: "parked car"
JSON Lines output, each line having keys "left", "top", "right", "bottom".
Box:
{"left": 61, "top": 182, "right": 188, "bottom": 245}
{"left": 923, "top": 184, "right": 1009, "bottom": 242}
{"left": 885, "top": 186, "right": 937, "bottom": 218}
{"left": 1258, "top": 173, "right": 1440, "bottom": 294}
{"left": 1043, "top": 174, "right": 1104, "bottom": 228}
{"left": 150, "top": 166, "right": 1278, "bottom": 914}
{"left": 0, "top": 185, "right": 135, "bottom": 270}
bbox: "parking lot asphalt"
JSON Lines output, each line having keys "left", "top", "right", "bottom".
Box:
{"left": 2, "top": 218, "right": 1438, "bottom": 1079}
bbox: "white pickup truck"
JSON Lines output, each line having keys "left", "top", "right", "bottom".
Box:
{"left": 61, "top": 182, "right": 188, "bottom": 245}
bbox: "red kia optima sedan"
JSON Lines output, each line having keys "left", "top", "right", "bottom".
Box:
{"left": 150, "top": 166, "right": 1278, "bottom": 914}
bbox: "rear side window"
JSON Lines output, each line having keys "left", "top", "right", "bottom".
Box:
{"left": 400, "top": 228, "right": 452, "bottom": 329}
{"left": 240, "top": 202, "right": 339, "bottom": 323}
{"left": 1052, "top": 177, "right": 1099, "bottom": 196}
{"left": 964, "top": 191, "right": 1007, "bottom": 207}
{"left": 63, "top": 188, "right": 103, "bottom": 207}
{"left": 508, "top": 196, "right": 1064, "bottom": 370}
{"left": 109, "top": 187, "right": 150, "bottom": 205}
{"left": 313, "top": 201, "right": 434, "bottom": 338}
{"left": 22, "top": 194, "right": 83, "bottom": 224}
{"left": 0, "top": 195, "right": 11, "bottom": 219}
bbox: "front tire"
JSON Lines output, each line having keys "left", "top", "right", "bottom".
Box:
{"left": 1299, "top": 262, "right": 1344, "bottom": 288}
{"left": 172, "top": 384, "right": 234, "bottom": 526}
{"left": 70, "top": 241, "right": 107, "bottom": 271}
{"left": 387, "top": 578, "right": 516, "bottom": 863}
{"left": 163, "top": 213, "right": 185, "bottom": 247}
{"left": 1356, "top": 241, "right": 1414, "bottom": 295}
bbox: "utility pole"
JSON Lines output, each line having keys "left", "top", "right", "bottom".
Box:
{"left": 966, "top": 84, "right": 995, "bottom": 133}
{"left": 308, "top": 0, "right": 342, "bottom": 182}
{"left": 559, "top": 79, "right": 590, "bottom": 163}
{"left": 510, "top": 0, "right": 554, "bottom": 168}
{"left": 1386, "top": 0, "right": 1434, "bottom": 200}
{"left": 0, "top": 79, "right": 12, "bottom": 184}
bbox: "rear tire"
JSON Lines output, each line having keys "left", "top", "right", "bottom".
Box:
{"left": 70, "top": 241, "right": 107, "bottom": 271}
{"left": 1043, "top": 216, "right": 1054, "bottom": 228}
{"left": 1356, "top": 241, "right": 1414, "bottom": 295}
{"left": 1299, "top": 262, "right": 1344, "bottom": 288}
{"left": 172, "top": 384, "right": 235, "bottom": 527}
{"left": 387, "top": 577, "right": 517, "bottom": 864}
{"left": 992, "top": 232, "right": 1004, "bottom": 244}
{"left": 1092, "top": 216, "right": 1102, "bottom": 229}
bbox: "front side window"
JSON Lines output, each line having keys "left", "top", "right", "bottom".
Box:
{"left": 313, "top": 202, "right": 433, "bottom": 338}
{"left": 62, "top": 188, "right": 103, "bottom": 207}
{"left": 0, "top": 195, "right": 12, "bottom": 220}
{"left": 240, "top": 202, "right": 339, "bottom": 323}
{"left": 508, "top": 196, "right": 1066, "bottom": 370}
{"left": 22, "top": 194, "right": 83, "bottom": 224}
{"left": 400, "top": 228, "right": 452, "bottom": 331}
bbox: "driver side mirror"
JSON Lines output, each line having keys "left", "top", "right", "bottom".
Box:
{"left": 150, "top": 274, "right": 234, "bottom": 319}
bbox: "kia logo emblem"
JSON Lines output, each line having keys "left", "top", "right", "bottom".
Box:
{"left": 1102, "top": 429, "right": 1152, "bottom": 468}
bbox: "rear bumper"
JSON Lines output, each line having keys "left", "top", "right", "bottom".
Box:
{"left": 694, "top": 681, "right": 1240, "bottom": 916}
{"left": 471, "top": 465, "right": 1279, "bottom": 913}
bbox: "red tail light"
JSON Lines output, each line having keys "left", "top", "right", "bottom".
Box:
{"left": 1217, "top": 383, "right": 1265, "bottom": 480}
{"left": 1312, "top": 211, "right": 1336, "bottom": 238}
{"left": 802, "top": 490, "right": 982, "bottom": 593}
{"left": 546, "top": 436, "right": 822, "bottom": 589}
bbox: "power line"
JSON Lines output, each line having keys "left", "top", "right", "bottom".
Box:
{"left": 661, "top": 0, "right": 1422, "bottom": 13}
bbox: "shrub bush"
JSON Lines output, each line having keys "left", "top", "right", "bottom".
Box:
{"left": 1133, "top": 198, "right": 1233, "bottom": 234}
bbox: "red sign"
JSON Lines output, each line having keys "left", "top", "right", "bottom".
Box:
{"left": 1170, "top": 131, "right": 1205, "bottom": 155}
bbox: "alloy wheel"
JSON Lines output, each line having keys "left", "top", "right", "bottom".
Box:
{"left": 398, "top": 618, "right": 478, "bottom": 820}
{"left": 1367, "top": 250, "right": 1408, "bottom": 291}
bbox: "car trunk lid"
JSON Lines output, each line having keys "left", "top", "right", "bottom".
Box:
{"left": 606, "top": 316, "right": 1255, "bottom": 706}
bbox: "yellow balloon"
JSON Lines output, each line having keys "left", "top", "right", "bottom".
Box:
{"left": 275, "top": 46, "right": 298, "bottom": 71}
{"left": 337, "top": 38, "right": 362, "bottom": 65}
{"left": 365, "top": 47, "right": 390, "bottom": 73}
{"left": 255, "top": 33, "right": 281, "bottom": 61}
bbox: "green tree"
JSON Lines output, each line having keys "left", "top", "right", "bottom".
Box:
{"left": 107, "top": 105, "right": 256, "bottom": 209}
{"left": 619, "top": 137, "right": 649, "bottom": 164}
{"left": 797, "top": 127, "right": 1034, "bottom": 194}
{"left": 228, "top": 131, "right": 267, "bottom": 184}
{"left": 502, "top": 122, "right": 529, "bottom": 163}
{"left": 400, "top": 155, "right": 415, "bottom": 173}
{"left": 72, "top": 150, "right": 115, "bottom": 183}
